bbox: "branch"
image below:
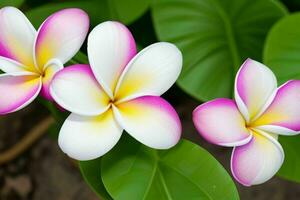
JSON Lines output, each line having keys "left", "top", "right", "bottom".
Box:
{"left": 0, "top": 116, "right": 54, "bottom": 165}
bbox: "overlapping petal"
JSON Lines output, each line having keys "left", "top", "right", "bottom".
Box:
{"left": 252, "top": 80, "right": 300, "bottom": 135}
{"left": 235, "top": 59, "right": 277, "bottom": 122}
{"left": 0, "top": 56, "right": 36, "bottom": 75}
{"left": 0, "top": 7, "right": 36, "bottom": 70}
{"left": 0, "top": 73, "right": 41, "bottom": 114}
{"left": 34, "top": 8, "right": 89, "bottom": 71}
{"left": 87, "top": 21, "right": 136, "bottom": 98}
{"left": 113, "top": 96, "right": 181, "bottom": 149}
{"left": 193, "top": 98, "right": 251, "bottom": 147}
{"left": 114, "top": 42, "right": 182, "bottom": 102}
{"left": 58, "top": 110, "right": 123, "bottom": 161}
{"left": 40, "top": 59, "right": 63, "bottom": 101}
{"left": 231, "top": 129, "right": 284, "bottom": 186}
{"left": 50, "top": 64, "right": 110, "bottom": 116}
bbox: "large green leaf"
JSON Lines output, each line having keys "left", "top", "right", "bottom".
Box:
{"left": 25, "top": 0, "right": 150, "bottom": 28}
{"left": 79, "top": 158, "right": 113, "bottom": 200}
{"left": 101, "top": 135, "right": 239, "bottom": 200}
{"left": 277, "top": 135, "right": 300, "bottom": 183}
{"left": 106, "top": 0, "right": 151, "bottom": 24}
{"left": 25, "top": 0, "right": 110, "bottom": 28}
{"left": 264, "top": 13, "right": 300, "bottom": 84}
{"left": 0, "top": 0, "right": 24, "bottom": 7}
{"left": 152, "top": 0, "right": 287, "bottom": 101}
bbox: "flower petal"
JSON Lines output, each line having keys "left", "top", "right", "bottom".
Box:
{"left": 193, "top": 98, "right": 251, "bottom": 147}
{"left": 0, "top": 56, "right": 36, "bottom": 75}
{"left": 50, "top": 64, "right": 110, "bottom": 116}
{"left": 252, "top": 80, "right": 300, "bottom": 135}
{"left": 40, "top": 59, "right": 63, "bottom": 101}
{"left": 0, "top": 7, "right": 36, "bottom": 70}
{"left": 87, "top": 21, "right": 136, "bottom": 98}
{"left": 113, "top": 96, "right": 181, "bottom": 149}
{"left": 34, "top": 8, "right": 89, "bottom": 71}
{"left": 0, "top": 73, "right": 41, "bottom": 114}
{"left": 231, "top": 129, "right": 284, "bottom": 186}
{"left": 58, "top": 109, "right": 123, "bottom": 160}
{"left": 114, "top": 42, "right": 182, "bottom": 102}
{"left": 235, "top": 59, "right": 277, "bottom": 122}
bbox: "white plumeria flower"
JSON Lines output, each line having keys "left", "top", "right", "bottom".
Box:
{"left": 50, "top": 21, "right": 183, "bottom": 160}
{"left": 0, "top": 7, "right": 89, "bottom": 114}
{"left": 193, "top": 59, "right": 300, "bottom": 186}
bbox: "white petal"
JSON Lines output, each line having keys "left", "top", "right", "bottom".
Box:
{"left": 50, "top": 64, "right": 110, "bottom": 116}
{"left": 115, "top": 42, "right": 182, "bottom": 102}
{"left": 87, "top": 21, "right": 136, "bottom": 98}
{"left": 58, "top": 109, "right": 123, "bottom": 160}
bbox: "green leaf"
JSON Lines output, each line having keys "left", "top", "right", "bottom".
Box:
{"left": 25, "top": 0, "right": 109, "bottom": 28}
{"left": 101, "top": 135, "right": 239, "bottom": 200}
{"left": 277, "top": 135, "right": 300, "bottom": 183}
{"left": 79, "top": 158, "right": 113, "bottom": 200}
{"left": 0, "top": 0, "right": 24, "bottom": 7}
{"left": 152, "top": 0, "right": 287, "bottom": 101}
{"left": 106, "top": 0, "right": 151, "bottom": 24}
{"left": 69, "top": 51, "right": 89, "bottom": 65}
{"left": 25, "top": 0, "right": 151, "bottom": 28}
{"left": 264, "top": 13, "right": 300, "bottom": 84}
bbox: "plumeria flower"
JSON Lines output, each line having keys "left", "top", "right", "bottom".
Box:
{"left": 50, "top": 21, "right": 182, "bottom": 160}
{"left": 193, "top": 59, "right": 300, "bottom": 186}
{"left": 0, "top": 7, "right": 89, "bottom": 114}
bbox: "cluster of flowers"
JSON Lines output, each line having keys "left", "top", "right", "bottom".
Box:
{"left": 1, "top": 7, "right": 300, "bottom": 187}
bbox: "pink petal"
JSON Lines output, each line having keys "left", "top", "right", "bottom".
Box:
{"left": 34, "top": 8, "right": 89, "bottom": 71}
{"left": 113, "top": 96, "right": 181, "bottom": 149}
{"left": 252, "top": 80, "right": 300, "bottom": 135}
{"left": 193, "top": 98, "right": 251, "bottom": 147}
{"left": 0, "top": 7, "right": 36, "bottom": 70}
{"left": 235, "top": 59, "right": 277, "bottom": 122}
{"left": 231, "top": 129, "right": 284, "bottom": 186}
{"left": 0, "top": 73, "right": 41, "bottom": 114}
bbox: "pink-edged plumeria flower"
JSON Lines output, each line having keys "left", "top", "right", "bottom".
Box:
{"left": 0, "top": 7, "right": 89, "bottom": 114}
{"left": 49, "top": 21, "right": 182, "bottom": 160}
{"left": 193, "top": 58, "right": 300, "bottom": 186}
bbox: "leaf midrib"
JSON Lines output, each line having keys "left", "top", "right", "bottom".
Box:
{"left": 140, "top": 151, "right": 213, "bottom": 200}
{"left": 209, "top": 0, "right": 241, "bottom": 73}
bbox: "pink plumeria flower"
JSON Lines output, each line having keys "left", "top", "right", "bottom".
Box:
{"left": 50, "top": 21, "right": 182, "bottom": 160}
{"left": 193, "top": 59, "right": 300, "bottom": 186}
{"left": 0, "top": 7, "right": 89, "bottom": 114}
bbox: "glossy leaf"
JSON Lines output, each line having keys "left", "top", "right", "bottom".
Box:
{"left": 0, "top": 0, "right": 24, "bottom": 7}
{"left": 264, "top": 13, "right": 300, "bottom": 84}
{"left": 152, "top": 0, "right": 287, "bottom": 101}
{"left": 79, "top": 158, "right": 113, "bottom": 200}
{"left": 25, "top": 0, "right": 109, "bottom": 27}
{"left": 277, "top": 135, "right": 300, "bottom": 183}
{"left": 101, "top": 135, "right": 239, "bottom": 200}
{"left": 25, "top": 0, "right": 150, "bottom": 27}
{"left": 106, "top": 0, "right": 151, "bottom": 24}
